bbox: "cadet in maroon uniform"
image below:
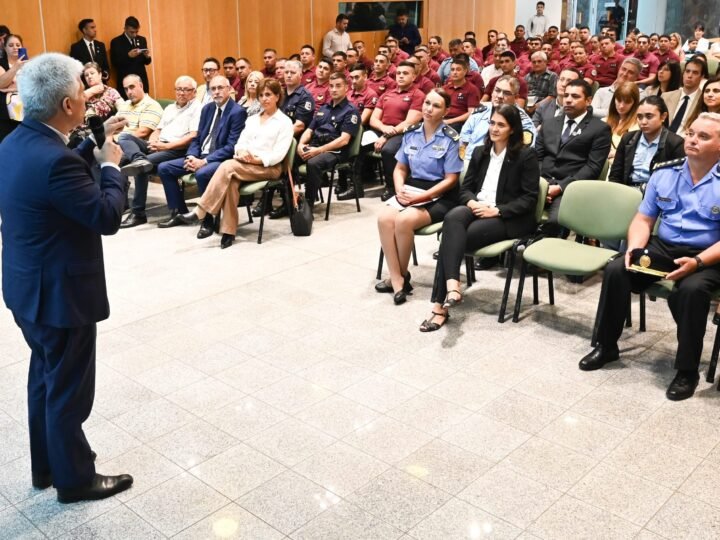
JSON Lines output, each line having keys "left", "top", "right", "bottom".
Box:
{"left": 299, "top": 44, "right": 317, "bottom": 86}
{"left": 634, "top": 35, "right": 660, "bottom": 86}
{"left": 353, "top": 40, "right": 374, "bottom": 71}
{"left": 346, "top": 48, "right": 359, "bottom": 72}
{"left": 429, "top": 36, "right": 448, "bottom": 63}
{"left": 590, "top": 36, "right": 625, "bottom": 86}
{"left": 369, "top": 61, "right": 424, "bottom": 200}
{"left": 482, "top": 51, "right": 528, "bottom": 108}
{"left": 261, "top": 48, "right": 277, "bottom": 79}
{"left": 367, "top": 53, "right": 397, "bottom": 97}
{"left": 510, "top": 25, "right": 529, "bottom": 57}
{"left": 443, "top": 56, "right": 480, "bottom": 131}
{"left": 552, "top": 37, "right": 574, "bottom": 71}
{"left": 414, "top": 47, "right": 440, "bottom": 86}
{"left": 406, "top": 56, "right": 434, "bottom": 94}
{"left": 655, "top": 35, "right": 680, "bottom": 64}
{"left": 572, "top": 44, "right": 597, "bottom": 84}
{"left": 305, "top": 58, "right": 332, "bottom": 111}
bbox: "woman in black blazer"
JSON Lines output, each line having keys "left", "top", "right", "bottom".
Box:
{"left": 420, "top": 104, "right": 540, "bottom": 332}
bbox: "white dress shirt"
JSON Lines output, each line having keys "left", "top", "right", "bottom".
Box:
{"left": 234, "top": 109, "right": 294, "bottom": 167}
{"left": 477, "top": 147, "right": 506, "bottom": 206}
{"left": 157, "top": 99, "right": 201, "bottom": 142}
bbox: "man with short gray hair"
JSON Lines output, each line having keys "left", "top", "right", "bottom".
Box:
{"left": 0, "top": 52, "right": 134, "bottom": 503}
{"left": 119, "top": 75, "right": 202, "bottom": 227}
{"left": 591, "top": 57, "right": 642, "bottom": 118}
{"left": 525, "top": 51, "right": 557, "bottom": 110}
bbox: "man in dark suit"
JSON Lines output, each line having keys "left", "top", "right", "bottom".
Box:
{"left": 110, "top": 16, "right": 151, "bottom": 99}
{"left": 69, "top": 18, "right": 110, "bottom": 80}
{"left": 157, "top": 75, "right": 246, "bottom": 236}
{"left": 536, "top": 78, "right": 611, "bottom": 234}
{"left": 0, "top": 52, "right": 133, "bottom": 503}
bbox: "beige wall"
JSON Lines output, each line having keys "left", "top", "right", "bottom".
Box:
{"left": 3, "top": 0, "right": 515, "bottom": 98}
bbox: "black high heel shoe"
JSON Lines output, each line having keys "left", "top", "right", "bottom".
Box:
{"left": 442, "top": 290, "right": 463, "bottom": 309}
{"left": 403, "top": 272, "right": 413, "bottom": 293}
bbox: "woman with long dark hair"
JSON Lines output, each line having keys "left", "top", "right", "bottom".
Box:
{"left": 644, "top": 60, "right": 681, "bottom": 97}
{"left": 420, "top": 104, "right": 539, "bottom": 331}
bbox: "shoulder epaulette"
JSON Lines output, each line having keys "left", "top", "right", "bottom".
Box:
{"left": 404, "top": 122, "right": 422, "bottom": 133}
{"left": 652, "top": 157, "right": 685, "bottom": 172}
{"left": 442, "top": 125, "right": 460, "bottom": 141}
{"left": 471, "top": 103, "right": 488, "bottom": 115}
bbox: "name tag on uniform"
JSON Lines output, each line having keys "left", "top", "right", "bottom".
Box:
{"left": 657, "top": 196, "right": 672, "bottom": 202}
{"left": 432, "top": 144, "right": 445, "bottom": 151}
{"left": 403, "top": 96, "right": 410, "bottom": 102}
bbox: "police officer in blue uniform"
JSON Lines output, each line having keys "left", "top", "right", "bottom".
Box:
{"left": 579, "top": 113, "right": 720, "bottom": 401}
{"left": 297, "top": 72, "right": 359, "bottom": 209}
{"left": 376, "top": 89, "right": 463, "bottom": 305}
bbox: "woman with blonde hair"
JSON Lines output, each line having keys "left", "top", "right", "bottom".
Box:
{"left": 238, "top": 70, "right": 264, "bottom": 116}
{"left": 669, "top": 33, "right": 683, "bottom": 57}
{"left": 604, "top": 81, "right": 640, "bottom": 164}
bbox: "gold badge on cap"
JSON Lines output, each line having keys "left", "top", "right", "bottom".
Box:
{"left": 712, "top": 206, "right": 720, "bottom": 215}
{"left": 639, "top": 254, "right": 652, "bottom": 268}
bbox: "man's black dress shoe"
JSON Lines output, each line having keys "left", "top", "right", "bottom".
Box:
{"left": 666, "top": 371, "right": 699, "bottom": 401}
{"left": 269, "top": 205, "right": 289, "bottom": 219}
{"left": 120, "top": 213, "right": 147, "bottom": 229}
{"left": 197, "top": 216, "right": 214, "bottom": 239}
{"left": 120, "top": 159, "right": 153, "bottom": 177}
{"left": 578, "top": 345, "right": 619, "bottom": 371}
{"left": 177, "top": 212, "right": 199, "bottom": 225}
{"left": 33, "top": 451, "right": 98, "bottom": 490}
{"left": 337, "top": 186, "right": 364, "bottom": 201}
{"left": 380, "top": 190, "right": 394, "bottom": 202}
{"left": 474, "top": 256, "right": 500, "bottom": 271}
{"left": 220, "top": 233, "right": 234, "bottom": 249}
{"left": 57, "top": 473, "right": 134, "bottom": 504}
{"left": 157, "top": 210, "right": 181, "bottom": 228}
{"left": 252, "top": 201, "right": 270, "bottom": 217}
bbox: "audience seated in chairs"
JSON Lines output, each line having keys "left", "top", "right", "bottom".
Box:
{"left": 118, "top": 75, "right": 201, "bottom": 227}
{"left": 376, "top": 89, "right": 463, "bottom": 305}
{"left": 175, "top": 78, "right": 293, "bottom": 249}
{"left": 591, "top": 57, "right": 642, "bottom": 119}
{"left": 604, "top": 81, "right": 640, "bottom": 167}
{"left": 156, "top": 75, "right": 246, "bottom": 227}
{"left": 421, "top": 105, "right": 539, "bottom": 331}
{"left": 115, "top": 74, "right": 163, "bottom": 142}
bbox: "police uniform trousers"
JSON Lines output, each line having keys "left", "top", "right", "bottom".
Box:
{"left": 305, "top": 151, "right": 345, "bottom": 204}
{"left": 197, "top": 159, "right": 283, "bottom": 235}
{"left": 596, "top": 236, "right": 720, "bottom": 371}
{"left": 380, "top": 136, "right": 404, "bottom": 192}
{"left": 14, "top": 315, "right": 97, "bottom": 489}
{"left": 157, "top": 156, "right": 221, "bottom": 213}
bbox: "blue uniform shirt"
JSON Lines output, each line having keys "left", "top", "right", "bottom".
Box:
{"left": 308, "top": 97, "right": 359, "bottom": 143}
{"left": 395, "top": 123, "right": 463, "bottom": 181}
{"left": 460, "top": 105, "right": 537, "bottom": 160}
{"left": 639, "top": 159, "right": 720, "bottom": 248}
{"left": 282, "top": 86, "right": 315, "bottom": 129}
{"left": 630, "top": 134, "right": 659, "bottom": 184}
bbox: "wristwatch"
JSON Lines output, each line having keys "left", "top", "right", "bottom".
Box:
{"left": 694, "top": 255, "right": 705, "bottom": 270}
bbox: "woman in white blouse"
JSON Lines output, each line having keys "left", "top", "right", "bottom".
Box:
{"left": 420, "top": 105, "right": 539, "bottom": 332}
{"left": 178, "top": 78, "right": 293, "bottom": 248}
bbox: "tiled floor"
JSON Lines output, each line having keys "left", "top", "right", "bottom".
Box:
{"left": 1, "top": 183, "right": 720, "bottom": 539}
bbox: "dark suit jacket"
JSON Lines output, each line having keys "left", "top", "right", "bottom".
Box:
{"left": 69, "top": 39, "right": 110, "bottom": 77}
{"left": 536, "top": 111, "right": 611, "bottom": 190}
{"left": 458, "top": 145, "right": 540, "bottom": 238}
{"left": 0, "top": 120, "right": 125, "bottom": 328}
{"left": 532, "top": 97, "right": 561, "bottom": 128}
{"left": 110, "top": 33, "right": 152, "bottom": 95}
{"left": 187, "top": 100, "right": 246, "bottom": 163}
{"left": 608, "top": 128, "right": 686, "bottom": 185}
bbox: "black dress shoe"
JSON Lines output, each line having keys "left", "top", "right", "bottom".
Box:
{"left": 157, "top": 210, "right": 181, "bottom": 228}
{"left": 269, "top": 205, "right": 289, "bottom": 219}
{"left": 119, "top": 213, "right": 147, "bottom": 229}
{"left": 120, "top": 159, "right": 153, "bottom": 177}
{"left": 220, "top": 233, "right": 234, "bottom": 249}
{"left": 252, "top": 201, "right": 270, "bottom": 217}
{"left": 393, "top": 290, "right": 407, "bottom": 305}
{"left": 375, "top": 280, "right": 393, "bottom": 293}
{"left": 578, "top": 345, "right": 620, "bottom": 371}
{"left": 177, "top": 212, "right": 199, "bottom": 225}
{"left": 474, "top": 256, "right": 500, "bottom": 271}
{"left": 337, "top": 186, "right": 364, "bottom": 201}
{"left": 666, "top": 371, "right": 699, "bottom": 401}
{"left": 32, "top": 451, "right": 97, "bottom": 489}
{"left": 57, "top": 473, "right": 134, "bottom": 504}
{"left": 380, "top": 189, "right": 394, "bottom": 202}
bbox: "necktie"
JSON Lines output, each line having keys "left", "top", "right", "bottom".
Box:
{"left": 560, "top": 119, "right": 575, "bottom": 145}
{"left": 669, "top": 95, "right": 689, "bottom": 133}
{"left": 88, "top": 42, "right": 95, "bottom": 62}
{"left": 207, "top": 107, "right": 221, "bottom": 154}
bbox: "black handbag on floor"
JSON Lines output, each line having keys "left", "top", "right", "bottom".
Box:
{"left": 288, "top": 169, "right": 313, "bottom": 236}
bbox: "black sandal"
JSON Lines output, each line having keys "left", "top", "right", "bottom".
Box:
{"left": 419, "top": 311, "right": 450, "bottom": 332}
{"left": 442, "top": 290, "right": 463, "bottom": 309}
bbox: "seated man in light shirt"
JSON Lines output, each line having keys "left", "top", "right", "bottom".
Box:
{"left": 460, "top": 75, "right": 536, "bottom": 160}
{"left": 115, "top": 74, "right": 163, "bottom": 141}
{"left": 118, "top": 76, "right": 201, "bottom": 228}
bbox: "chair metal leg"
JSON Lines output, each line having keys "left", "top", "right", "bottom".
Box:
{"left": 639, "top": 292, "right": 646, "bottom": 332}
{"left": 498, "top": 249, "right": 517, "bottom": 323}
{"left": 513, "top": 260, "right": 528, "bottom": 323}
{"left": 411, "top": 242, "right": 418, "bottom": 266}
{"left": 548, "top": 272, "right": 555, "bottom": 305}
{"left": 376, "top": 248, "right": 384, "bottom": 280}
{"left": 707, "top": 312, "right": 720, "bottom": 385}
{"left": 257, "top": 188, "right": 269, "bottom": 244}
{"left": 353, "top": 161, "right": 361, "bottom": 213}
{"left": 532, "top": 269, "right": 539, "bottom": 305}
{"left": 465, "top": 256, "right": 474, "bottom": 287}
{"left": 324, "top": 169, "right": 334, "bottom": 221}
{"left": 245, "top": 202, "right": 253, "bottom": 222}
{"left": 625, "top": 302, "right": 632, "bottom": 328}
{"left": 591, "top": 289, "right": 605, "bottom": 347}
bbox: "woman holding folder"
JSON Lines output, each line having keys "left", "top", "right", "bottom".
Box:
{"left": 376, "top": 89, "right": 463, "bottom": 305}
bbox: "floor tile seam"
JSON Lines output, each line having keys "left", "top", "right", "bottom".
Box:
{"left": 673, "top": 457, "right": 720, "bottom": 508}
{"left": 562, "top": 459, "right": 676, "bottom": 529}
{"left": 536, "top": 408, "right": 633, "bottom": 455}
{"left": 65, "top": 501, "right": 166, "bottom": 539}
{"left": 5, "top": 500, "right": 49, "bottom": 539}
{"left": 144, "top": 424, "right": 242, "bottom": 468}
{"left": 383, "top": 395, "right": 477, "bottom": 437}
{"left": 164, "top": 380, "right": 249, "bottom": 416}
{"left": 166, "top": 499, "right": 283, "bottom": 539}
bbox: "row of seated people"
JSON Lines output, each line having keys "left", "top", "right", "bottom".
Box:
{"left": 374, "top": 84, "right": 720, "bottom": 402}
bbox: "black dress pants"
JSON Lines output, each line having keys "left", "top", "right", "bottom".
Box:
{"left": 596, "top": 237, "right": 720, "bottom": 371}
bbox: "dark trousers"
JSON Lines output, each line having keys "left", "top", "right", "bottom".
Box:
{"left": 118, "top": 134, "right": 185, "bottom": 216}
{"left": 380, "top": 136, "right": 403, "bottom": 192}
{"left": 157, "top": 156, "right": 220, "bottom": 212}
{"left": 597, "top": 237, "right": 720, "bottom": 371}
{"left": 304, "top": 152, "right": 341, "bottom": 204}
{"left": 14, "top": 315, "right": 97, "bottom": 489}
{"left": 431, "top": 206, "right": 508, "bottom": 303}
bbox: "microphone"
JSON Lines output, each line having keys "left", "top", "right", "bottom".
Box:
{"left": 87, "top": 114, "right": 105, "bottom": 149}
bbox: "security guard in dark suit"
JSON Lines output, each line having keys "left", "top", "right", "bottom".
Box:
{"left": 68, "top": 19, "right": 110, "bottom": 80}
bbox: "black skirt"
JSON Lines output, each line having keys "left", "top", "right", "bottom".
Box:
{"left": 405, "top": 177, "right": 459, "bottom": 224}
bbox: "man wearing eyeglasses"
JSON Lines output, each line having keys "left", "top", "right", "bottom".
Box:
{"left": 118, "top": 76, "right": 201, "bottom": 228}
{"left": 481, "top": 51, "right": 528, "bottom": 108}
{"left": 195, "top": 57, "right": 221, "bottom": 105}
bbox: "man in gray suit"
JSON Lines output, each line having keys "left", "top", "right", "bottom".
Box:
{"left": 662, "top": 58, "right": 706, "bottom": 135}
